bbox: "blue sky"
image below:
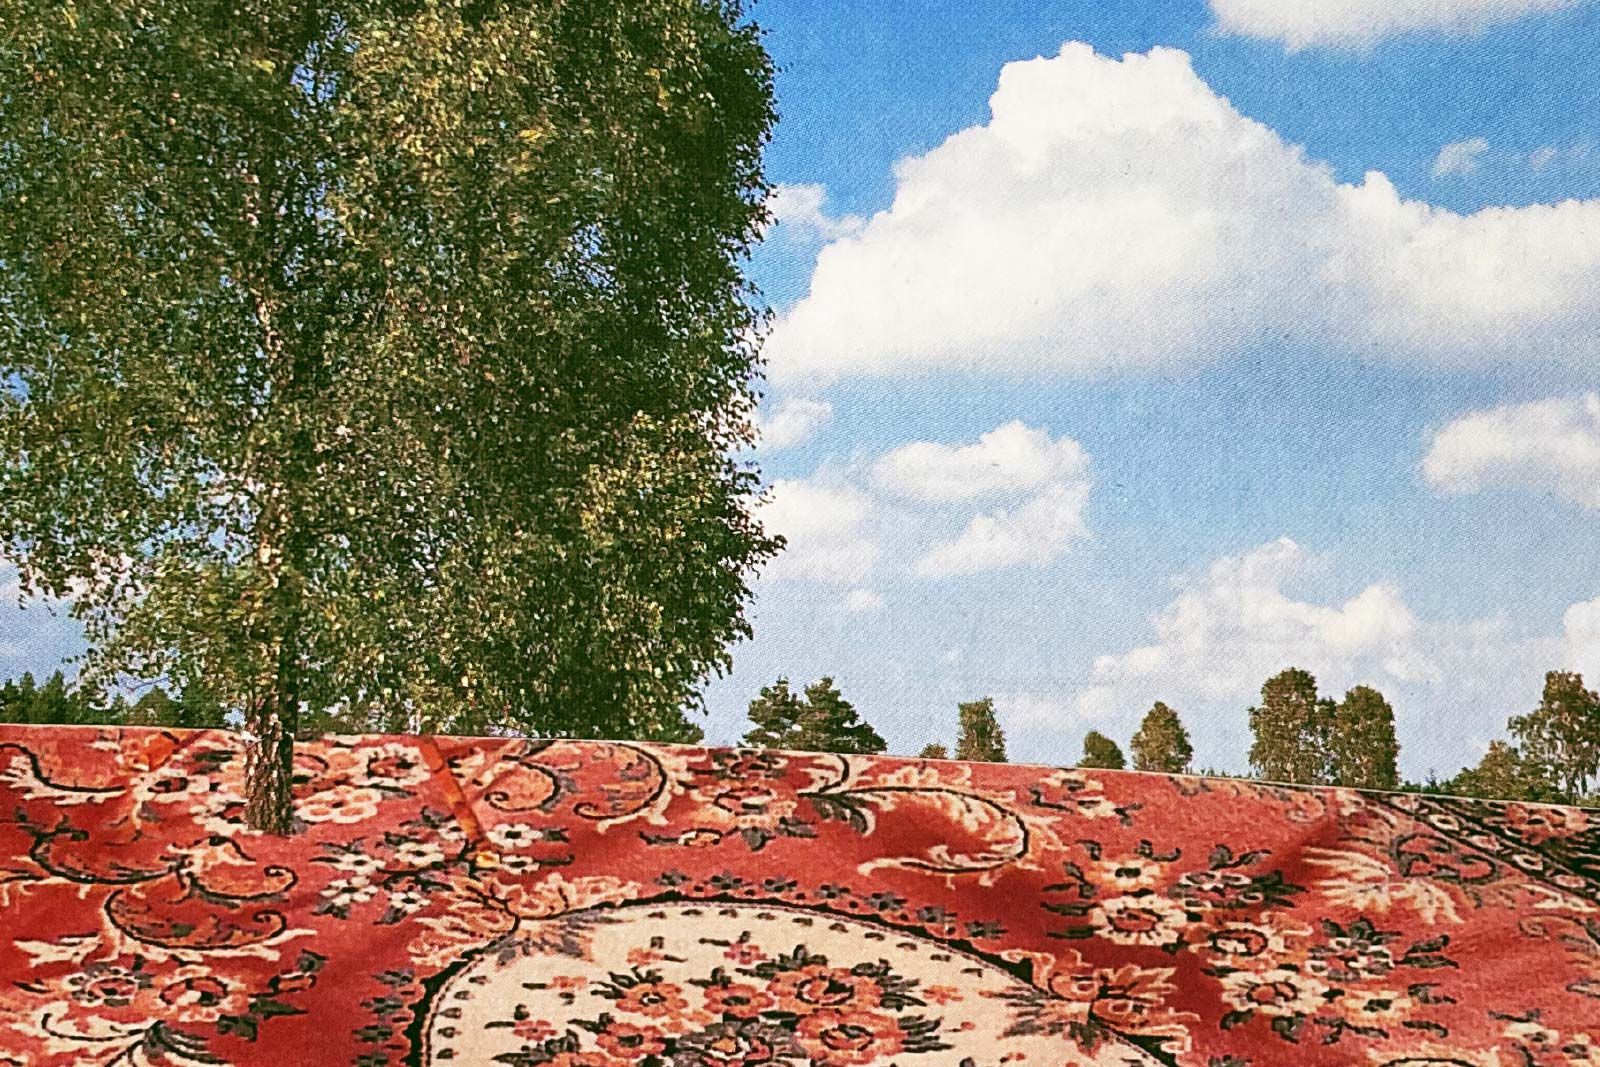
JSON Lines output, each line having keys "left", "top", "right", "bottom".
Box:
{"left": 4, "top": 0, "right": 1599, "bottom": 780}
{"left": 700, "top": 0, "right": 1600, "bottom": 778}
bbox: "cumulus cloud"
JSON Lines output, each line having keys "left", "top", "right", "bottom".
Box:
{"left": 1209, "top": 0, "right": 1578, "bottom": 50}
{"left": 755, "top": 396, "right": 833, "bottom": 451}
{"left": 1432, "top": 137, "right": 1489, "bottom": 178}
{"left": 753, "top": 479, "right": 881, "bottom": 585}
{"left": 767, "top": 183, "right": 866, "bottom": 242}
{"left": 1077, "top": 540, "right": 1428, "bottom": 718}
{"left": 1564, "top": 596, "right": 1600, "bottom": 681}
{"left": 765, "top": 43, "right": 1600, "bottom": 386}
{"left": 887, "top": 423, "right": 1095, "bottom": 577}
{"left": 993, "top": 692, "right": 1082, "bottom": 727}
{"left": 1072, "top": 537, "right": 1571, "bottom": 776}
{"left": 0, "top": 558, "right": 20, "bottom": 604}
{"left": 915, "top": 481, "right": 1092, "bottom": 577}
{"left": 841, "top": 588, "right": 886, "bottom": 615}
{"left": 0, "top": 554, "right": 88, "bottom": 674}
{"left": 1423, "top": 392, "right": 1600, "bottom": 509}
{"left": 872, "top": 421, "right": 1088, "bottom": 502}
{"left": 755, "top": 422, "right": 1094, "bottom": 588}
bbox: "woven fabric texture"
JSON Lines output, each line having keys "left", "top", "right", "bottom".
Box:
{"left": 1, "top": 724, "right": 1596, "bottom": 1066}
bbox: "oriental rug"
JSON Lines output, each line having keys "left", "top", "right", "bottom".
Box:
{"left": 1, "top": 724, "right": 1597, "bottom": 1066}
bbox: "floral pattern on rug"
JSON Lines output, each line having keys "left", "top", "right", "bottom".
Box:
{"left": 0, "top": 724, "right": 1596, "bottom": 1066}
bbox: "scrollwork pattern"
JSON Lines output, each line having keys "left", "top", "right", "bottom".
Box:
{"left": 0, "top": 724, "right": 1595, "bottom": 1066}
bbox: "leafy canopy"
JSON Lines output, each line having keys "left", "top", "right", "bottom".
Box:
{"left": 1449, "top": 740, "right": 1562, "bottom": 804}
{"left": 1248, "top": 668, "right": 1335, "bottom": 785}
{"left": 0, "top": 0, "right": 779, "bottom": 805}
{"left": 1130, "top": 701, "right": 1193, "bottom": 774}
{"left": 1078, "top": 730, "right": 1125, "bottom": 771}
{"left": 955, "top": 696, "right": 1007, "bottom": 763}
{"left": 1511, "top": 671, "right": 1600, "bottom": 803}
{"left": 1328, "top": 685, "right": 1400, "bottom": 791}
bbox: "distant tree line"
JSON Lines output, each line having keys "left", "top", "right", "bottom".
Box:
{"left": 738, "top": 666, "right": 1597, "bottom": 807}
{"left": 0, "top": 670, "right": 434, "bottom": 738}
{"left": 1, "top": 671, "right": 229, "bottom": 730}
{"left": 1229, "top": 666, "right": 1597, "bottom": 806}
{"left": 4, "top": 664, "right": 1596, "bottom": 806}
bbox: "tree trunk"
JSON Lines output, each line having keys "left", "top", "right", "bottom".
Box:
{"left": 238, "top": 19, "right": 323, "bottom": 834}
{"left": 242, "top": 497, "right": 305, "bottom": 834}
{"left": 244, "top": 681, "right": 298, "bottom": 833}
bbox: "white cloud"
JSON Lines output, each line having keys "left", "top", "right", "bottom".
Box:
{"left": 0, "top": 558, "right": 19, "bottom": 660}
{"left": 754, "top": 478, "right": 881, "bottom": 585}
{"left": 872, "top": 420, "right": 1088, "bottom": 502}
{"left": 1209, "top": 0, "right": 1578, "bottom": 50}
{"left": 768, "top": 183, "right": 866, "bottom": 242}
{"left": 765, "top": 43, "right": 1600, "bottom": 387}
{"left": 915, "top": 481, "right": 1092, "bottom": 577}
{"left": 1077, "top": 540, "right": 1427, "bottom": 717}
{"left": 1530, "top": 145, "right": 1561, "bottom": 172}
{"left": 0, "top": 557, "right": 19, "bottom": 604}
{"left": 755, "top": 422, "right": 1094, "bottom": 587}
{"left": 1562, "top": 596, "right": 1600, "bottom": 681}
{"left": 0, "top": 554, "right": 88, "bottom": 676}
{"left": 1423, "top": 392, "right": 1600, "bottom": 509}
{"left": 1432, "top": 137, "right": 1489, "bottom": 178}
{"left": 1072, "top": 537, "right": 1571, "bottom": 776}
{"left": 993, "top": 692, "right": 1084, "bottom": 728}
{"left": 755, "top": 397, "right": 833, "bottom": 451}
{"left": 841, "top": 588, "right": 886, "bottom": 615}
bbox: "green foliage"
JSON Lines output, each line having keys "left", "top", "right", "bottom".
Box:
{"left": 0, "top": 1, "right": 778, "bottom": 829}
{"left": 0, "top": 671, "right": 230, "bottom": 729}
{"left": 123, "top": 684, "right": 231, "bottom": 730}
{"left": 0, "top": 672, "right": 95, "bottom": 725}
{"left": 917, "top": 742, "right": 949, "bottom": 760}
{"left": 1449, "top": 740, "right": 1563, "bottom": 803}
{"left": 742, "top": 677, "right": 886, "bottom": 755}
{"left": 1248, "top": 668, "right": 1335, "bottom": 785}
{"left": 954, "top": 696, "right": 1007, "bottom": 763}
{"left": 1192, "top": 766, "right": 1250, "bottom": 780}
{"left": 1078, "top": 730, "right": 1125, "bottom": 770}
{"left": 1510, "top": 671, "right": 1600, "bottom": 802}
{"left": 1130, "top": 701, "right": 1193, "bottom": 774}
{"left": 1328, "top": 685, "right": 1401, "bottom": 791}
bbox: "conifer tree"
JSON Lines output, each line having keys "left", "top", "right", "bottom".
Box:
{"left": 125, "top": 689, "right": 179, "bottom": 728}
{"left": 1130, "top": 701, "right": 1193, "bottom": 774}
{"left": 125, "top": 684, "right": 233, "bottom": 730}
{"left": 0, "top": 671, "right": 102, "bottom": 724}
{"left": 743, "top": 679, "right": 807, "bottom": 750}
{"left": 30, "top": 672, "right": 82, "bottom": 725}
{"left": 742, "top": 677, "right": 886, "bottom": 755}
{"left": 918, "top": 742, "right": 950, "bottom": 760}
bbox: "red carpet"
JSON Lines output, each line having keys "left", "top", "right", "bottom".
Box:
{"left": 0, "top": 724, "right": 1596, "bottom": 1066}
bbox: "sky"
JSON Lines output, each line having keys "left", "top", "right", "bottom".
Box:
{"left": 703, "top": 0, "right": 1600, "bottom": 778}
{"left": 4, "top": 0, "right": 1600, "bottom": 779}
